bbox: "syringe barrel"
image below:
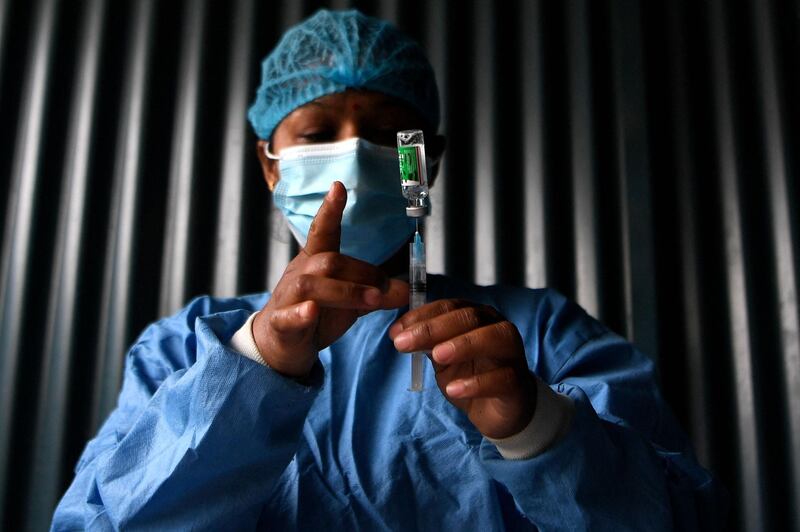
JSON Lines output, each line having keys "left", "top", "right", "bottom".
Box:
{"left": 409, "top": 232, "right": 426, "bottom": 296}
{"left": 408, "top": 233, "right": 427, "bottom": 392}
{"left": 410, "top": 287, "right": 426, "bottom": 310}
{"left": 410, "top": 353, "right": 424, "bottom": 392}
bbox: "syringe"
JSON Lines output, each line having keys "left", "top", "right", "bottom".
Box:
{"left": 408, "top": 223, "right": 426, "bottom": 392}
{"left": 397, "top": 129, "right": 429, "bottom": 391}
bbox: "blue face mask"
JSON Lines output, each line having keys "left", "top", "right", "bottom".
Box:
{"left": 267, "top": 138, "right": 420, "bottom": 265}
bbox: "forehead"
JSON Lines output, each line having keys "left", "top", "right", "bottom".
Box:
{"left": 283, "top": 90, "right": 421, "bottom": 122}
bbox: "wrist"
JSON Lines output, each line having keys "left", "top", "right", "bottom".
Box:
{"left": 486, "top": 371, "right": 538, "bottom": 440}
{"left": 486, "top": 377, "right": 575, "bottom": 460}
{"left": 251, "top": 312, "right": 317, "bottom": 379}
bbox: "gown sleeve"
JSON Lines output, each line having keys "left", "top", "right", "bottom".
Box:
{"left": 480, "top": 290, "right": 727, "bottom": 531}
{"left": 51, "top": 296, "right": 323, "bottom": 531}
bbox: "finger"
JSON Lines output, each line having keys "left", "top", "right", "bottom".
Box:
{"left": 444, "top": 366, "right": 522, "bottom": 399}
{"left": 381, "top": 279, "right": 409, "bottom": 309}
{"left": 356, "top": 280, "right": 409, "bottom": 318}
{"left": 430, "top": 321, "right": 522, "bottom": 365}
{"left": 268, "top": 300, "right": 319, "bottom": 333}
{"left": 304, "top": 252, "right": 389, "bottom": 292}
{"left": 303, "top": 181, "right": 346, "bottom": 255}
{"left": 388, "top": 299, "right": 474, "bottom": 339}
{"left": 392, "top": 304, "right": 502, "bottom": 352}
{"left": 265, "top": 300, "right": 319, "bottom": 341}
{"left": 284, "top": 274, "right": 386, "bottom": 310}
{"left": 426, "top": 352, "right": 445, "bottom": 376}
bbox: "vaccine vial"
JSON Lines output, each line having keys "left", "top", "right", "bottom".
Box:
{"left": 397, "top": 130, "right": 429, "bottom": 217}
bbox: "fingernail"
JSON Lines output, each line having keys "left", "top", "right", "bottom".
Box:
{"left": 299, "top": 301, "right": 313, "bottom": 319}
{"left": 326, "top": 182, "right": 336, "bottom": 200}
{"left": 446, "top": 381, "right": 466, "bottom": 397}
{"left": 364, "top": 288, "right": 381, "bottom": 306}
{"left": 394, "top": 331, "right": 412, "bottom": 351}
{"left": 433, "top": 342, "right": 454, "bottom": 364}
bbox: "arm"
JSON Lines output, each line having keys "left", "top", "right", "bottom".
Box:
{"left": 53, "top": 181, "right": 406, "bottom": 531}
{"left": 483, "top": 339, "right": 725, "bottom": 530}
{"left": 481, "top": 294, "right": 727, "bottom": 531}
{"left": 390, "top": 292, "right": 726, "bottom": 530}
{"left": 51, "top": 301, "right": 323, "bottom": 531}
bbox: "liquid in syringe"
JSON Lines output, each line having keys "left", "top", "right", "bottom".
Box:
{"left": 408, "top": 225, "right": 426, "bottom": 392}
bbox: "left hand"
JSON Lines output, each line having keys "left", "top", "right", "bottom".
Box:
{"left": 389, "top": 299, "right": 537, "bottom": 439}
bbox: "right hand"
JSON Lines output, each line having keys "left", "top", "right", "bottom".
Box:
{"left": 252, "top": 181, "right": 409, "bottom": 378}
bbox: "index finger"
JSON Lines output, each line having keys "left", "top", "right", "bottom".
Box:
{"left": 303, "top": 181, "right": 346, "bottom": 255}
{"left": 388, "top": 299, "right": 474, "bottom": 339}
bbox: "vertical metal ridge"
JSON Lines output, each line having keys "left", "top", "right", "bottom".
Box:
{"left": 0, "top": 0, "right": 11, "bottom": 95}
{"left": 159, "top": 0, "right": 207, "bottom": 315}
{"left": 473, "top": 0, "right": 496, "bottom": 285}
{"left": 520, "top": 0, "right": 547, "bottom": 289}
{"left": 266, "top": 216, "right": 294, "bottom": 291}
{"left": 0, "top": 1, "right": 794, "bottom": 529}
{"left": 24, "top": 0, "right": 106, "bottom": 526}
{"left": 421, "top": 0, "right": 446, "bottom": 275}
{"left": 0, "top": 0, "right": 21, "bottom": 250}
{"left": 609, "top": 0, "right": 658, "bottom": 360}
{"left": 665, "top": 0, "right": 711, "bottom": 465}
{"left": 751, "top": 0, "right": 800, "bottom": 526}
{"left": 440, "top": 0, "right": 473, "bottom": 280}
{"left": 213, "top": 0, "right": 255, "bottom": 298}
{"left": 265, "top": 2, "right": 307, "bottom": 291}
{"left": 0, "top": 0, "right": 59, "bottom": 524}
{"left": 91, "top": 0, "right": 156, "bottom": 429}
{"left": 378, "top": 0, "right": 398, "bottom": 24}
{"left": 708, "top": 0, "right": 765, "bottom": 529}
{"left": 566, "top": 0, "right": 599, "bottom": 317}
{"left": 280, "top": 0, "right": 304, "bottom": 29}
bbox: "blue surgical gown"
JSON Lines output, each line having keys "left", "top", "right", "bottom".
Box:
{"left": 51, "top": 274, "right": 725, "bottom": 530}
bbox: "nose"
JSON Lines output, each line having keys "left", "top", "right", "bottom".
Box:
{"left": 337, "top": 119, "right": 361, "bottom": 141}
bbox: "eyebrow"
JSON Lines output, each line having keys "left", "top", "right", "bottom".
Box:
{"left": 289, "top": 96, "right": 419, "bottom": 123}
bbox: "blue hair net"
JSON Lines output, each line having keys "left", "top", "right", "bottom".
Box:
{"left": 247, "top": 9, "right": 440, "bottom": 140}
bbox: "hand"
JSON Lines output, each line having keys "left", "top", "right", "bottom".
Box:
{"left": 389, "top": 300, "right": 537, "bottom": 439}
{"left": 253, "top": 181, "right": 409, "bottom": 378}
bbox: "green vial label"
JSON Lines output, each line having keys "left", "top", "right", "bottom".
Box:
{"left": 398, "top": 146, "right": 420, "bottom": 185}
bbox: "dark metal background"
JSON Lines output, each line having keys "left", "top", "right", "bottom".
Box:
{"left": 0, "top": 0, "right": 797, "bottom": 530}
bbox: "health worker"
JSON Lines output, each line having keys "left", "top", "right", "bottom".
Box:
{"left": 51, "top": 9, "right": 726, "bottom": 531}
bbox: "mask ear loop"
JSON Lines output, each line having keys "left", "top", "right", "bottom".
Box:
{"left": 264, "top": 142, "right": 281, "bottom": 160}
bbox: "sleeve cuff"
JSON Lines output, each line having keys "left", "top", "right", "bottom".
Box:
{"left": 228, "top": 310, "right": 266, "bottom": 366}
{"left": 485, "top": 376, "right": 575, "bottom": 460}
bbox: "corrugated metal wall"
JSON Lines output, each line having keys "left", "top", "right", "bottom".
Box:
{"left": 0, "top": 0, "right": 797, "bottom": 529}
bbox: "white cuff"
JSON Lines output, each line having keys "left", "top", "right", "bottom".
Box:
{"left": 228, "top": 311, "right": 267, "bottom": 366}
{"left": 485, "top": 377, "right": 575, "bottom": 460}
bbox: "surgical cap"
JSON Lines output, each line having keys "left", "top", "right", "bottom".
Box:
{"left": 247, "top": 9, "right": 440, "bottom": 140}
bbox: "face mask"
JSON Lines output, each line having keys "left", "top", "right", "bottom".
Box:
{"left": 267, "top": 138, "right": 424, "bottom": 265}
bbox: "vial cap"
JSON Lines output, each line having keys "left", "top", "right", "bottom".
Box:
{"left": 406, "top": 206, "right": 427, "bottom": 217}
